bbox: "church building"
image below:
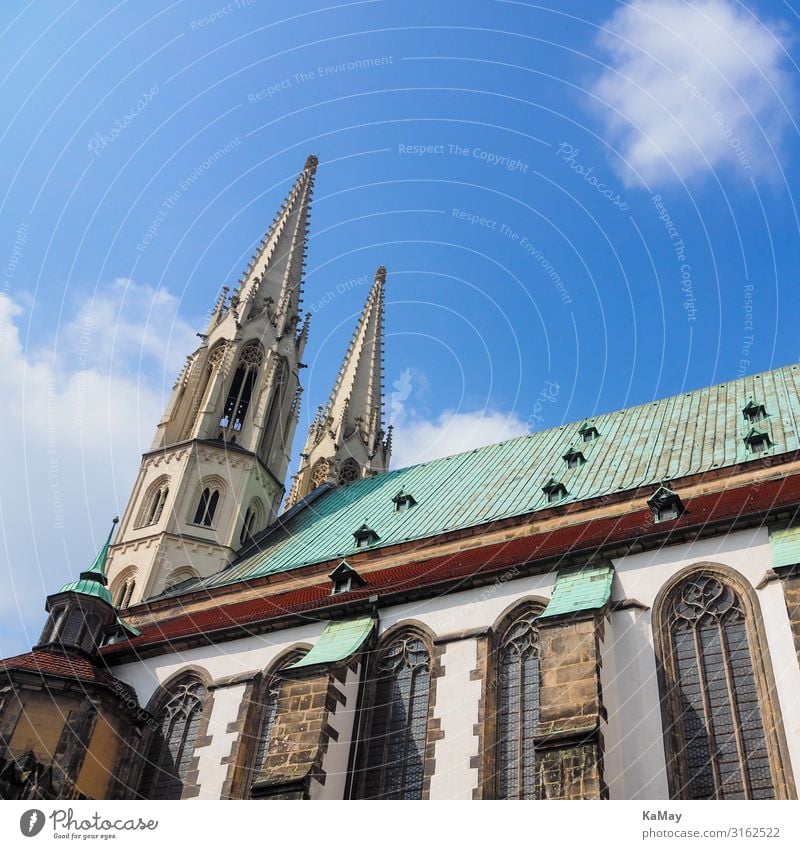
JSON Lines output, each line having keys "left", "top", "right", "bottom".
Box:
{"left": 2, "top": 156, "right": 800, "bottom": 801}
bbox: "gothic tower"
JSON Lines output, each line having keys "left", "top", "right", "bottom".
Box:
{"left": 106, "top": 156, "right": 317, "bottom": 605}
{"left": 285, "top": 266, "right": 391, "bottom": 509}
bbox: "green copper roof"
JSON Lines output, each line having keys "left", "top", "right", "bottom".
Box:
{"left": 58, "top": 577, "right": 113, "bottom": 604}
{"left": 769, "top": 527, "right": 800, "bottom": 569}
{"left": 191, "top": 363, "right": 800, "bottom": 592}
{"left": 58, "top": 518, "right": 118, "bottom": 605}
{"left": 537, "top": 565, "right": 614, "bottom": 620}
{"left": 284, "top": 616, "right": 375, "bottom": 670}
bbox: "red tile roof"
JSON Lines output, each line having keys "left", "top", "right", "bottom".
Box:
{"left": 102, "top": 472, "right": 800, "bottom": 660}
{"left": 0, "top": 648, "right": 137, "bottom": 701}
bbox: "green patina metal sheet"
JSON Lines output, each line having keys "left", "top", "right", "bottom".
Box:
{"left": 538, "top": 564, "right": 614, "bottom": 619}
{"left": 58, "top": 578, "right": 113, "bottom": 604}
{"left": 284, "top": 616, "right": 374, "bottom": 670}
{"left": 59, "top": 521, "right": 116, "bottom": 605}
{"left": 770, "top": 527, "right": 800, "bottom": 569}
{"left": 189, "top": 363, "right": 800, "bottom": 593}
{"left": 116, "top": 615, "right": 142, "bottom": 637}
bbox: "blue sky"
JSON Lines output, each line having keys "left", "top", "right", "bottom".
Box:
{"left": 1, "top": 0, "right": 799, "bottom": 653}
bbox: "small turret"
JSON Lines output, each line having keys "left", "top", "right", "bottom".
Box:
{"left": 37, "top": 518, "right": 119, "bottom": 655}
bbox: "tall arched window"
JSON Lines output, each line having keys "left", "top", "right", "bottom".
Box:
{"left": 139, "top": 676, "right": 207, "bottom": 800}
{"left": 260, "top": 357, "right": 289, "bottom": 463}
{"left": 244, "top": 648, "right": 309, "bottom": 797}
{"left": 138, "top": 478, "right": 169, "bottom": 528}
{"left": 494, "top": 605, "right": 541, "bottom": 799}
{"left": 356, "top": 629, "right": 432, "bottom": 799}
{"left": 239, "top": 500, "right": 263, "bottom": 546}
{"left": 656, "top": 569, "right": 785, "bottom": 799}
{"left": 192, "top": 487, "right": 220, "bottom": 527}
{"left": 112, "top": 570, "right": 137, "bottom": 609}
{"left": 219, "top": 341, "right": 264, "bottom": 440}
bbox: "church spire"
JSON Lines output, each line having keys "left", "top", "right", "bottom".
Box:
{"left": 285, "top": 267, "right": 391, "bottom": 509}
{"left": 229, "top": 154, "right": 317, "bottom": 335}
{"left": 108, "top": 156, "right": 320, "bottom": 600}
{"left": 323, "top": 265, "right": 386, "bottom": 444}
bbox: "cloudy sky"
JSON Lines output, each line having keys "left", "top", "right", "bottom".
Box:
{"left": 1, "top": 0, "right": 799, "bottom": 654}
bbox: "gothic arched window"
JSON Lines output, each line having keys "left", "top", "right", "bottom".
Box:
{"left": 138, "top": 479, "right": 169, "bottom": 528}
{"left": 357, "top": 630, "right": 432, "bottom": 799}
{"left": 244, "top": 648, "right": 308, "bottom": 797}
{"left": 260, "top": 357, "right": 289, "bottom": 463}
{"left": 192, "top": 487, "right": 220, "bottom": 527}
{"left": 338, "top": 459, "right": 360, "bottom": 485}
{"left": 219, "top": 341, "right": 264, "bottom": 440}
{"left": 239, "top": 500, "right": 262, "bottom": 546}
{"left": 112, "top": 570, "right": 137, "bottom": 609}
{"left": 139, "top": 676, "right": 207, "bottom": 800}
{"left": 494, "top": 606, "right": 541, "bottom": 799}
{"left": 657, "top": 571, "right": 779, "bottom": 799}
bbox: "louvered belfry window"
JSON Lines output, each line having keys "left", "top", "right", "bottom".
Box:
{"left": 663, "top": 573, "right": 775, "bottom": 799}
{"left": 496, "top": 609, "right": 541, "bottom": 799}
{"left": 140, "top": 678, "right": 206, "bottom": 800}
{"left": 360, "top": 633, "right": 431, "bottom": 799}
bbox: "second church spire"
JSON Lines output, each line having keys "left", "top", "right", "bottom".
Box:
{"left": 285, "top": 267, "right": 392, "bottom": 509}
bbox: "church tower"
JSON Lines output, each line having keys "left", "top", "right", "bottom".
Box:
{"left": 106, "top": 156, "right": 317, "bottom": 605}
{"left": 285, "top": 266, "right": 391, "bottom": 509}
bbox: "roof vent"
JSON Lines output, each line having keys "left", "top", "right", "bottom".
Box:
{"left": 647, "top": 485, "right": 684, "bottom": 523}
{"left": 743, "top": 427, "right": 772, "bottom": 454}
{"left": 353, "top": 523, "right": 380, "bottom": 549}
{"left": 329, "top": 560, "right": 366, "bottom": 595}
{"left": 391, "top": 490, "right": 417, "bottom": 512}
{"left": 562, "top": 448, "right": 586, "bottom": 469}
{"left": 742, "top": 399, "right": 768, "bottom": 423}
{"left": 542, "top": 477, "right": 568, "bottom": 503}
{"left": 578, "top": 423, "right": 600, "bottom": 443}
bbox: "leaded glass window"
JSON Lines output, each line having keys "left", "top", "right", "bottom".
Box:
{"left": 496, "top": 609, "right": 540, "bottom": 799}
{"left": 360, "top": 633, "right": 431, "bottom": 799}
{"left": 140, "top": 678, "right": 206, "bottom": 800}
{"left": 249, "top": 678, "right": 280, "bottom": 795}
{"left": 662, "top": 573, "right": 775, "bottom": 799}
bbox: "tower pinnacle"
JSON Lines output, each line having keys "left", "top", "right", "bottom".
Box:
{"left": 285, "top": 266, "right": 391, "bottom": 509}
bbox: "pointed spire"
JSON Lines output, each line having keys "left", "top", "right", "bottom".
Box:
{"left": 322, "top": 266, "right": 387, "bottom": 445}
{"left": 81, "top": 516, "right": 119, "bottom": 583}
{"left": 283, "top": 267, "right": 391, "bottom": 511}
{"left": 58, "top": 517, "right": 119, "bottom": 604}
{"left": 234, "top": 156, "right": 317, "bottom": 333}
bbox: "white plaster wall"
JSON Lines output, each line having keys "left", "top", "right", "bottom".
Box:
{"left": 113, "top": 619, "right": 325, "bottom": 708}
{"left": 602, "top": 526, "right": 800, "bottom": 799}
{"left": 378, "top": 571, "right": 557, "bottom": 637}
{"left": 194, "top": 682, "right": 247, "bottom": 800}
{"left": 315, "top": 663, "right": 361, "bottom": 800}
{"left": 600, "top": 605, "right": 669, "bottom": 799}
{"left": 429, "top": 638, "right": 481, "bottom": 800}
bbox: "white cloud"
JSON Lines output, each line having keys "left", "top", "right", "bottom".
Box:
{"left": 390, "top": 408, "right": 529, "bottom": 468}
{"left": 591, "top": 0, "right": 792, "bottom": 187}
{"left": 0, "top": 282, "right": 197, "bottom": 656}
